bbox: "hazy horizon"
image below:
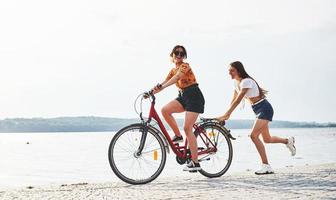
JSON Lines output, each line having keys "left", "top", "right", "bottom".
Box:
{"left": 1, "top": 0, "right": 335, "bottom": 123}
{"left": 0, "top": 115, "right": 335, "bottom": 124}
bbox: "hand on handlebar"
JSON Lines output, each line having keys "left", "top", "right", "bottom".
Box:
{"left": 143, "top": 90, "right": 154, "bottom": 99}
{"left": 143, "top": 92, "right": 150, "bottom": 99}
{"left": 143, "top": 83, "right": 162, "bottom": 99}
{"left": 153, "top": 83, "right": 162, "bottom": 91}
{"left": 152, "top": 83, "right": 163, "bottom": 94}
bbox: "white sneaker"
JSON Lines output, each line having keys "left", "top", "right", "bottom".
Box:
{"left": 286, "top": 136, "right": 296, "bottom": 156}
{"left": 183, "top": 160, "right": 201, "bottom": 172}
{"left": 255, "top": 164, "right": 274, "bottom": 175}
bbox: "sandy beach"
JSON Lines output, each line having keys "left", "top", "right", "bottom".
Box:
{"left": 1, "top": 163, "right": 335, "bottom": 200}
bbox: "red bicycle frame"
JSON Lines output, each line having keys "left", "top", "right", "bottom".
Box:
{"left": 146, "top": 97, "right": 217, "bottom": 159}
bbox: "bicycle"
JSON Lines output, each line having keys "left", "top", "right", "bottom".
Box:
{"left": 108, "top": 91, "right": 236, "bottom": 185}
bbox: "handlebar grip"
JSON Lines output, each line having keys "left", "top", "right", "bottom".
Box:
{"left": 143, "top": 92, "right": 150, "bottom": 99}
{"left": 143, "top": 90, "right": 155, "bottom": 101}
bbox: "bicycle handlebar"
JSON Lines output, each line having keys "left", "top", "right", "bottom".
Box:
{"left": 143, "top": 90, "right": 155, "bottom": 100}
{"left": 133, "top": 90, "right": 156, "bottom": 121}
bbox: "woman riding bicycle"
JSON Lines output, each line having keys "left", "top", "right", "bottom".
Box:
{"left": 216, "top": 61, "right": 296, "bottom": 175}
{"left": 151, "top": 45, "right": 205, "bottom": 172}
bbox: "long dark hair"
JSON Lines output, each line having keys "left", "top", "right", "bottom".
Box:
{"left": 170, "top": 45, "right": 187, "bottom": 59}
{"left": 230, "top": 61, "right": 268, "bottom": 98}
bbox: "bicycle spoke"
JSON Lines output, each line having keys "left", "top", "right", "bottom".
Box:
{"left": 108, "top": 124, "right": 166, "bottom": 184}
{"left": 196, "top": 124, "right": 233, "bottom": 178}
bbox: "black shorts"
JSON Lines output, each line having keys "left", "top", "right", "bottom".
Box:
{"left": 176, "top": 84, "right": 205, "bottom": 113}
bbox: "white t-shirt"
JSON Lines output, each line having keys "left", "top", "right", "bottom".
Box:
{"left": 234, "top": 78, "right": 260, "bottom": 98}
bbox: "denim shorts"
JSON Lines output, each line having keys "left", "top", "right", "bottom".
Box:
{"left": 252, "top": 99, "right": 274, "bottom": 121}
{"left": 176, "top": 84, "right": 205, "bottom": 113}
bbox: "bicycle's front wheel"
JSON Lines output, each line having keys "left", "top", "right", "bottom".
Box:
{"left": 108, "top": 124, "right": 167, "bottom": 184}
{"left": 196, "top": 123, "right": 233, "bottom": 178}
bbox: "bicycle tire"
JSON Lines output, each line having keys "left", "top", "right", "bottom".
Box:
{"left": 196, "top": 123, "right": 233, "bottom": 178}
{"left": 108, "top": 123, "right": 167, "bottom": 184}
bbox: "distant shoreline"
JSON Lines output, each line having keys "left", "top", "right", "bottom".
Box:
{"left": 1, "top": 126, "right": 335, "bottom": 134}
{"left": 0, "top": 116, "right": 335, "bottom": 133}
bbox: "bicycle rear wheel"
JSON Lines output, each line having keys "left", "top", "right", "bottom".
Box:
{"left": 196, "top": 124, "right": 233, "bottom": 178}
{"left": 108, "top": 124, "right": 167, "bottom": 184}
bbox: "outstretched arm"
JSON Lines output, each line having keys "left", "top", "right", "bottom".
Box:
{"left": 217, "top": 88, "right": 248, "bottom": 121}
{"left": 161, "top": 71, "right": 182, "bottom": 89}
{"left": 230, "top": 90, "right": 238, "bottom": 105}
{"left": 152, "top": 71, "right": 182, "bottom": 94}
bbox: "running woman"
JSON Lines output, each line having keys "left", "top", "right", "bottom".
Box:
{"left": 217, "top": 61, "right": 296, "bottom": 175}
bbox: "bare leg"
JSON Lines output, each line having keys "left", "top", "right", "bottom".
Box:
{"left": 250, "top": 119, "right": 269, "bottom": 164}
{"left": 161, "top": 100, "right": 184, "bottom": 137}
{"left": 260, "top": 124, "right": 288, "bottom": 144}
{"left": 184, "top": 111, "right": 199, "bottom": 163}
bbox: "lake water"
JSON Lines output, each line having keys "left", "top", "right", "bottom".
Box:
{"left": 0, "top": 128, "right": 335, "bottom": 189}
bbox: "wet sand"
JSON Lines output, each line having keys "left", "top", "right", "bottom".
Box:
{"left": 1, "top": 163, "right": 335, "bottom": 200}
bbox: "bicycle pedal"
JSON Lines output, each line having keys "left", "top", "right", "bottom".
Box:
{"left": 197, "top": 147, "right": 205, "bottom": 150}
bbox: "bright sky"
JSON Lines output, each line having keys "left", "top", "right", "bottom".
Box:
{"left": 0, "top": 0, "right": 335, "bottom": 122}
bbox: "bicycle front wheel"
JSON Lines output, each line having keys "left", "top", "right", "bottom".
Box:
{"left": 108, "top": 124, "right": 167, "bottom": 184}
{"left": 196, "top": 124, "right": 233, "bottom": 178}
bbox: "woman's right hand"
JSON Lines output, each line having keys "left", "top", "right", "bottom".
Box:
{"left": 153, "top": 83, "right": 163, "bottom": 93}
{"left": 216, "top": 116, "right": 225, "bottom": 122}
{"left": 216, "top": 112, "right": 231, "bottom": 122}
{"left": 144, "top": 83, "right": 162, "bottom": 99}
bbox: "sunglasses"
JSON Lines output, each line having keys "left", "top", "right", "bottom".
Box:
{"left": 174, "top": 50, "right": 185, "bottom": 57}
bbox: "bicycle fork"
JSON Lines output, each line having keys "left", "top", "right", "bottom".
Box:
{"left": 135, "top": 122, "right": 149, "bottom": 157}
